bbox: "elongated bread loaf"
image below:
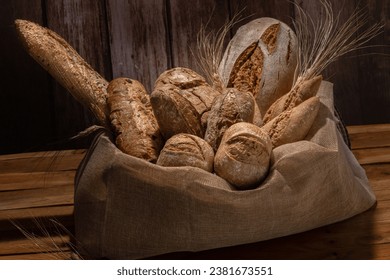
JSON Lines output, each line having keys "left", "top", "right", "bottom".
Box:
{"left": 219, "top": 17, "right": 298, "bottom": 118}
{"left": 262, "top": 96, "right": 321, "bottom": 148}
{"left": 15, "top": 19, "right": 109, "bottom": 127}
{"left": 263, "top": 75, "right": 322, "bottom": 123}
{"left": 157, "top": 133, "right": 214, "bottom": 172}
{"left": 214, "top": 122, "right": 272, "bottom": 190}
{"left": 108, "top": 78, "right": 163, "bottom": 162}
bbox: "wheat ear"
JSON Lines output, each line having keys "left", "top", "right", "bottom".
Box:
{"left": 293, "top": 0, "right": 384, "bottom": 81}
{"left": 194, "top": 12, "right": 243, "bottom": 92}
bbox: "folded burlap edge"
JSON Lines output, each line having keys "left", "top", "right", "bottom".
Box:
{"left": 74, "top": 81, "right": 376, "bottom": 259}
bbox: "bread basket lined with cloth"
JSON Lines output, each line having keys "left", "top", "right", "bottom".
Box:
{"left": 74, "top": 81, "right": 375, "bottom": 259}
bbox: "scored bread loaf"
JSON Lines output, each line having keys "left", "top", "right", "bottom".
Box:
{"left": 150, "top": 84, "right": 204, "bottom": 139}
{"left": 157, "top": 133, "right": 214, "bottom": 172}
{"left": 262, "top": 96, "right": 321, "bottom": 148}
{"left": 107, "top": 78, "right": 163, "bottom": 162}
{"left": 214, "top": 122, "right": 272, "bottom": 190}
{"left": 154, "top": 67, "right": 221, "bottom": 129}
{"left": 204, "top": 88, "right": 255, "bottom": 151}
{"left": 219, "top": 17, "right": 298, "bottom": 118}
{"left": 15, "top": 19, "right": 109, "bottom": 127}
{"left": 263, "top": 75, "right": 322, "bottom": 123}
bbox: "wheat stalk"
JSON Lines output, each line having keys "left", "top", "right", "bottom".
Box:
{"left": 292, "top": 0, "right": 384, "bottom": 81}
{"left": 194, "top": 12, "right": 244, "bottom": 92}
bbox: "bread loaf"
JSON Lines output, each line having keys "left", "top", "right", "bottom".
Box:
{"left": 263, "top": 75, "right": 322, "bottom": 123}
{"left": 262, "top": 96, "right": 321, "bottom": 148}
{"left": 15, "top": 19, "right": 109, "bottom": 128}
{"left": 157, "top": 133, "right": 214, "bottom": 172}
{"left": 219, "top": 17, "right": 298, "bottom": 117}
{"left": 154, "top": 67, "right": 221, "bottom": 129}
{"left": 204, "top": 88, "right": 255, "bottom": 151}
{"left": 150, "top": 84, "right": 204, "bottom": 139}
{"left": 107, "top": 78, "right": 163, "bottom": 162}
{"left": 214, "top": 122, "right": 272, "bottom": 190}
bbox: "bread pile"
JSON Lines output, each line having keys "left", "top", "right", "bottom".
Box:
{"left": 16, "top": 18, "right": 323, "bottom": 190}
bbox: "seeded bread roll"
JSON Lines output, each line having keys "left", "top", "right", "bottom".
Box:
{"left": 262, "top": 96, "right": 321, "bottom": 148}
{"left": 214, "top": 122, "right": 272, "bottom": 190}
{"left": 204, "top": 88, "right": 255, "bottom": 151}
{"left": 263, "top": 75, "right": 322, "bottom": 123}
{"left": 157, "top": 133, "right": 214, "bottom": 172}
{"left": 154, "top": 67, "right": 221, "bottom": 129}
{"left": 15, "top": 19, "right": 110, "bottom": 128}
{"left": 108, "top": 78, "right": 163, "bottom": 162}
{"left": 219, "top": 17, "right": 298, "bottom": 118}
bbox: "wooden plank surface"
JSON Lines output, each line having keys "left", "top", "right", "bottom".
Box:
{"left": 106, "top": 0, "right": 169, "bottom": 92}
{"left": 0, "top": 124, "right": 389, "bottom": 259}
{"left": 0, "top": 0, "right": 54, "bottom": 155}
{"left": 169, "top": 0, "right": 231, "bottom": 75}
{"left": 45, "top": 0, "right": 112, "bottom": 140}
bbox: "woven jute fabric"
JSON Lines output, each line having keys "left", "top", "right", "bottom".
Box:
{"left": 74, "top": 81, "right": 376, "bottom": 259}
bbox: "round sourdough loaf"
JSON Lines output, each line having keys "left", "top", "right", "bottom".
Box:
{"left": 214, "top": 122, "right": 272, "bottom": 190}
{"left": 157, "top": 133, "right": 214, "bottom": 172}
{"left": 150, "top": 84, "right": 204, "bottom": 139}
{"left": 153, "top": 67, "right": 221, "bottom": 130}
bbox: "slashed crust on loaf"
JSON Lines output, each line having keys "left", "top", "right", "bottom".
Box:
{"left": 108, "top": 78, "right": 163, "bottom": 162}
{"left": 214, "top": 122, "right": 272, "bottom": 189}
{"left": 154, "top": 67, "right": 220, "bottom": 128}
{"left": 263, "top": 75, "right": 322, "bottom": 123}
{"left": 204, "top": 88, "right": 255, "bottom": 151}
{"left": 157, "top": 133, "right": 214, "bottom": 172}
{"left": 151, "top": 84, "right": 204, "bottom": 139}
{"left": 262, "top": 96, "right": 321, "bottom": 148}
{"left": 219, "top": 18, "right": 298, "bottom": 118}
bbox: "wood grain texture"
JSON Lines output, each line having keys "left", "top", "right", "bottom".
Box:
{"left": 229, "top": 0, "right": 294, "bottom": 31}
{"left": 45, "top": 0, "right": 112, "bottom": 140}
{"left": 168, "top": 0, "right": 230, "bottom": 75}
{"left": 356, "top": 0, "right": 390, "bottom": 124}
{"left": 0, "top": 0, "right": 54, "bottom": 155}
{"left": 3, "top": 0, "right": 389, "bottom": 156}
{"left": 106, "top": 0, "right": 169, "bottom": 92}
{"left": 294, "top": 0, "right": 389, "bottom": 125}
{"left": 0, "top": 123, "right": 389, "bottom": 260}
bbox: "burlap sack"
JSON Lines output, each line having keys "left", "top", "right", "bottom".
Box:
{"left": 74, "top": 81, "right": 376, "bottom": 259}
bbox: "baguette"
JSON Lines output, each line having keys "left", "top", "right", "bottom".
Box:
{"left": 107, "top": 78, "right": 163, "bottom": 162}
{"left": 15, "top": 19, "right": 109, "bottom": 127}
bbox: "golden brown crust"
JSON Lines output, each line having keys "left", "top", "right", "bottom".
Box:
{"left": 214, "top": 122, "right": 272, "bottom": 189}
{"left": 227, "top": 42, "right": 264, "bottom": 97}
{"left": 150, "top": 84, "right": 204, "bottom": 139}
{"left": 157, "top": 133, "right": 214, "bottom": 172}
{"left": 107, "top": 78, "right": 163, "bottom": 162}
{"left": 263, "top": 75, "right": 323, "bottom": 123}
{"left": 154, "top": 67, "right": 220, "bottom": 131}
{"left": 260, "top": 23, "right": 280, "bottom": 54}
{"left": 204, "top": 88, "right": 255, "bottom": 151}
{"left": 262, "top": 96, "right": 321, "bottom": 148}
{"left": 15, "top": 19, "right": 110, "bottom": 127}
{"left": 219, "top": 18, "right": 298, "bottom": 118}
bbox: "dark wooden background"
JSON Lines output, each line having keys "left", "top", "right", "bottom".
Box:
{"left": 0, "top": 0, "right": 389, "bottom": 155}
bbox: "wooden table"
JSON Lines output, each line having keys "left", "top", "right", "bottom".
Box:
{"left": 1, "top": 124, "right": 389, "bottom": 260}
